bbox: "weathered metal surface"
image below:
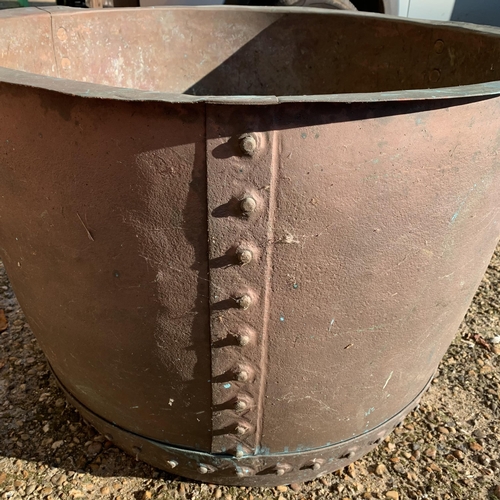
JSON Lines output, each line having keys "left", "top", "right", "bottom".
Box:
{"left": 54, "top": 366, "right": 431, "bottom": 485}
{"left": 1, "top": 6, "right": 500, "bottom": 486}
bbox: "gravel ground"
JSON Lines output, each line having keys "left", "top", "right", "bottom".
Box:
{"left": 0, "top": 244, "right": 499, "bottom": 500}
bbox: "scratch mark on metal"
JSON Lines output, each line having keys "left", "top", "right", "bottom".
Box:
{"left": 329, "top": 318, "right": 335, "bottom": 332}
{"left": 383, "top": 371, "right": 394, "bottom": 390}
{"left": 77, "top": 212, "right": 94, "bottom": 241}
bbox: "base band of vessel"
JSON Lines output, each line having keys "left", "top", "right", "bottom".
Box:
{"left": 52, "top": 368, "right": 432, "bottom": 486}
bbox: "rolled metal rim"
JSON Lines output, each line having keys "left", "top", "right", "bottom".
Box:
{"left": 4, "top": 5, "right": 500, "bottom": 105}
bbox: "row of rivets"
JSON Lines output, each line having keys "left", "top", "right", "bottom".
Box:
{"left": 118, "top": 404, "right": 416, "bottom": 477}
{"left": 220, "top": 134, "right": 262, "bottom": 455}
{"left": 113, "top": 390, "right": 419, "bottom": 477}
{"left": 226, "top": 134, "right": 262, "bottom": 455}
{"left": 153, "top": 411, "right": 411, "bottom": 477}
{"left": 201, "top": 458, "right": 333, "bottom": 476}
{"left": 207, "top": 121, "right": 275, "bottom": 457}
{"left": 161, "top": 438, "right": 395, "bottom": 477}
{"left": 193, "top": 459, "right": 323, "bottom": 476}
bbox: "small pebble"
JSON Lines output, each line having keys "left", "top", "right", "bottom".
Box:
{"left": 385, "top": 491, "right": 399, "bottom": 500}
{"left": 276, "top": 485, "right": 287, "bottom": 493}
{"left": 470, "top": 442, "right": 484, "bottom": 452}
{"left": 429, "top": 463, "right": 441, "bottom": 472}
{"left": 393, "top": 463, "right": 405, "bottom": 474}
{"left": 407, "top": 471, "right": 418, "bottom": 481}
{"left": 87, "top": 442, "right": 102, "bottom": 455}
{"left": 347, "top": 463, "right": 356, "bottom": 478}
{"left": 375, "top": 464, "right": 387, "bottom": 476}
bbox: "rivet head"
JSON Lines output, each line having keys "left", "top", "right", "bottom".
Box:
{"left": 239, "top": 134, "right": 257, "bottom": 156}
{"left": 234, "top": 399, "right": 248, "bottom": 411}
{"left": 56, "top": 27, "right": 67, "bottom": 42}
{"left": 198, "top": 465, "right": 209, "bottom": 474}
{"left": 434, "top": 39, "right": 445, "bottom": 54}
{"left": 236, "top": 248, "right": 253, "bottom": 265}
{"left": 276, "top": 463, "right": 292, "bottom": 475}
{"left": 429, "top": 69, "right": 441, "bottom": 83}
{"left": 167, "top": 460, "right": 178, "bottom": 468}
{"left": 236, "top": 294, "right": 252, "bottom": 310}
{"left": 240, "top": 196, "right": 257, "bottom": 215}
{"left": 236, "top": 467, "right": 255, "bottom": 477}
{"left": 238, "top": 334, "right": 251, "bottom": 346}
{"left": 235, "top": 425, "right": 248, "bottom": 436}
{"left": 61, "top": 57, "right": 71, "bottom": 70}
{"left": 236, "top": 369, "right": 249, "bottom": 382}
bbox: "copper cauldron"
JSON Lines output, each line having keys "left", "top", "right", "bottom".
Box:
{"left": 0, "top": 6, "right": 500, "bottom": 486}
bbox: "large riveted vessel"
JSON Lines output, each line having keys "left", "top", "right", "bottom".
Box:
{"left": 1, "top": 6, "right": 500, "bottom": 486}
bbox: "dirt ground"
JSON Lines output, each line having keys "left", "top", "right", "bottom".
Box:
{"left": 0, "top": 243, "right": 499, "bottom": 500}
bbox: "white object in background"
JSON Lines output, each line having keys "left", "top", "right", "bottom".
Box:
{"left": 383, "top": 0, "right": 410, "bottom": 17}
{"left": 407, "top": 0, "right": 455, "bottom": 20}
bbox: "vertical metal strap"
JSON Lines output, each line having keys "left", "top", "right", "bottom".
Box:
{"left": 206, "top": 105, "right": 277, "bottom": 459}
